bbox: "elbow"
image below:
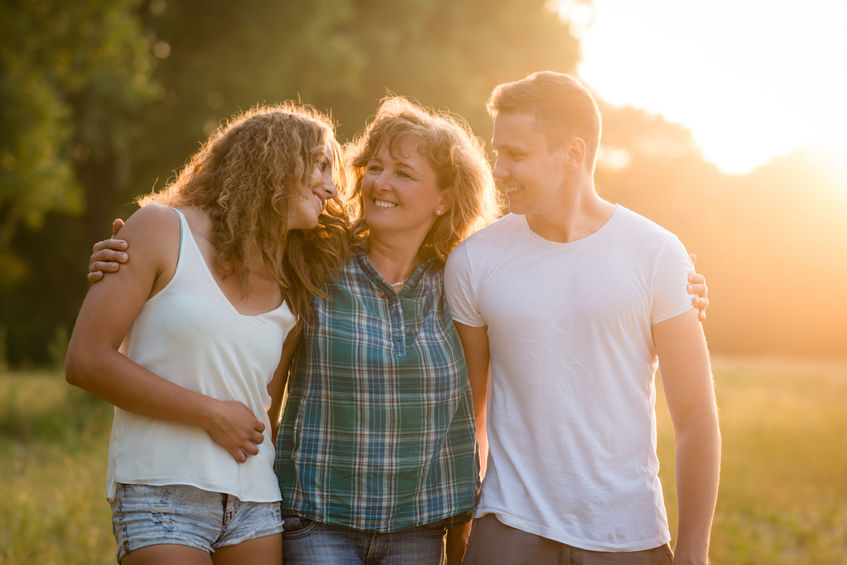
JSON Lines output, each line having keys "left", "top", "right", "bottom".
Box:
{"left": 64, "top": 345, "right": 98, "bottom": 389}
{"left": 64, "top": 350, "right": 85, "bottom": 387}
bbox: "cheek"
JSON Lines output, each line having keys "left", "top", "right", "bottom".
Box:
{"left": 360, "top": 175, "right": 375, "bottom": 194}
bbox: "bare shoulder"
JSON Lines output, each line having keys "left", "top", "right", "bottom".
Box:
{"left": 114, "top": 204, "right": 181, "bottom": 282}
{"left": 119, "top": 203, "right": 178, "bottom": 235}
{"left": 117, "top": 204, "right": 180, "bottom": 250}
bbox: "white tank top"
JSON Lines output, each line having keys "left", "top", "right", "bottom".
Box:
{"left": 105, "top": 208, "right": 296, "bottom": 502}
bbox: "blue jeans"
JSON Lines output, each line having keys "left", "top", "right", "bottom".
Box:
{"left": 282, "top": 516, "right": 447, "bottom": 565}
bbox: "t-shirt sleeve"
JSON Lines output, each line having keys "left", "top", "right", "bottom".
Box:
{"left": 650, "top": 235, "right": 696, "bottom": 325}
{"left": 444, "top": 243, "right": 486, "bottom": 327}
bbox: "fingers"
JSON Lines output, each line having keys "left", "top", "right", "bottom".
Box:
{"left": 92, "top": 259, "right": 123, "bottom": 273}
{"left": 689, "top": 253, "right": 697, "bottom": 265}
{"left": 236, "top": 422, "right": 264, "bottom": 459}
{"left": 91, "top": 249, "right": 128, "bottom": 265}
{"left": 211, "top": 401, "right": 267, "bottom": 463}
{"left": 691, "top": 296, "right": 709, "bottom": 322}
{"left": 687, "top": 282, "right": 707, "bottom": 298}
{"left": 687, "top": 272, "right": 705, "bottom": 284}
{"left": 250, "top": 428, "right": 264, "bottom": 447}
{"left": 92, "top": 239, "right": 128, "bottom": 256}
{"left": 112, "top": 218, "right": 125, "bottom": 237}
{"left": 88, "top": 245, "right": 128, "bottom": 283}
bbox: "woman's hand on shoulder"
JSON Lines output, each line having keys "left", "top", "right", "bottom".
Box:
{"left": 88, "top": 218, "right": 127, "bottom": 283}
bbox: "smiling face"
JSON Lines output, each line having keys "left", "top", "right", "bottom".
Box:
{"left": 360, "top": 135, "right": 449, "bottom": 246}
{"left": 288, "top": 141, "right": 338, "bottom": 230}
{"left": 491, "top": 111, "right": 572, "bottom": 218}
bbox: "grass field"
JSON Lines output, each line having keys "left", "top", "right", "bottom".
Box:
{"left": 1, "top": 356, "right": 846, "bottom": 564}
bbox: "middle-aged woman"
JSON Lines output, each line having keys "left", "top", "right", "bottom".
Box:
{"left": 272, "top": 97, "right": 502, "bottom": 564}
{"left": 87, "top": 97, "right": 709, "bottom": 565}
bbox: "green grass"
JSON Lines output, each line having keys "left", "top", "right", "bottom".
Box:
{"left": 0, "top": 372, "right": 114, "bottom": 565}
{"left": 2, "top": 356, "right": 846, "bottom": 563}
{"left": 658, "top": 356, "right": 847, "bottom": 564}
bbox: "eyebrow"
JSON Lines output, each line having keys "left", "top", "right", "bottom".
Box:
{"left": 382, "top": 149, "right": 421, "bottom": 175}
{"left": 492, "top": 143, "right": 528, "bottom": 154}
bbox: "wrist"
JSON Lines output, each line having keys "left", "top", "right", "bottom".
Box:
{"left": 197, "top": 395, "right": 222, "bottom": 432}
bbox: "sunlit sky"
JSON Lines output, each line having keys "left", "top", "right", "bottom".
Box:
{"left": 557, "top": 0, "right": 847, "bottom": 174}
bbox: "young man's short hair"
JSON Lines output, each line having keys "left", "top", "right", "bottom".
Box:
{"left": 487, "top": 71, "right": 602, "bottom": 172}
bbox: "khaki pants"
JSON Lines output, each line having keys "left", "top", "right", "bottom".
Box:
{"left": 462, "top": 514, "right": 673, "bottom": 565}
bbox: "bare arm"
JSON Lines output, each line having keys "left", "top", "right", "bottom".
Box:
{"left": 267, "top": 325, "right": 302, "bottom": 443}
{"left": 66, "top": 206, "right": 265, "bottom": 462}
{"left": 445, "top": 321, "right": 491, "bottom": 565}
{"left": 653, "top": 308, "right": 721, "bottom": 565}
{"left": 454, "top": 321, "right": 490, "bottom": 477}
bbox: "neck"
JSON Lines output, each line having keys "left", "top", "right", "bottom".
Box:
{"left": 365, "top": 233, "right": 423, "bottom": 286}
{"left": 525, "top": 178, "right": 615, "bottom": 243}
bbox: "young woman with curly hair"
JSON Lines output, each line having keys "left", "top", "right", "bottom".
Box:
{"left": 66, "top": 102, "right": 347, "bottom": 565}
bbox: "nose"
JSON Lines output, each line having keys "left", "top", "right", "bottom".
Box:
{"left": 312, "top": 164, "right": 338, "bottom": 199}
{"left": 369, "top": 171, "right": 391, "bottom": 192}
{"left": 372, "top": 170, "right": 391, "bottom": 191}
{"left": 319, "top": 178, "right": 338, "bottom": 199}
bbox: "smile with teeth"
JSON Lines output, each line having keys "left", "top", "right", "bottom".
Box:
{"left": 373, "top": 199, "right": 398, "bottom": 208}
{"left": 505, "top": 186, "right": 523, "bottom": 194}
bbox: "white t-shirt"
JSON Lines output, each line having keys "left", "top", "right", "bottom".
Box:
{"left": 106, "top": 208, "right": 295, "bottom": 502}
{"left": 444, "top": 205, "right": 694, "bottom": 551}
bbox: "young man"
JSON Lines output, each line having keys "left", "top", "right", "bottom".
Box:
{"left": 444, "top": 72, "right": 720, "bottom": 565}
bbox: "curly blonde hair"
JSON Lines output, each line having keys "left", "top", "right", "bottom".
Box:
{"left": 140, "top": 102, "right": 350, "bottom": 320}
{"left": 346, "top": 97, "right": 501, "bottom": 263}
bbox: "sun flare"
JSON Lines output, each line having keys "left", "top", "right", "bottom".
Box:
{"left": 561, "top": 0, "right": 847, "bottom": 177}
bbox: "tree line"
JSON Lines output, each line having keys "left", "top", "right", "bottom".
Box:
{"left": 1, "top": 0, "right": 844, "bottom": 367}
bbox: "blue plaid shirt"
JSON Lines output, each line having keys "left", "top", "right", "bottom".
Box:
{"left": 275, "top": 253, "right": 479, "bottom": 532}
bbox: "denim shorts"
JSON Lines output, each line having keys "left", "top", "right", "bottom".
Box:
{"left": 110, "top": 483, "right": 283, "bottom": 562}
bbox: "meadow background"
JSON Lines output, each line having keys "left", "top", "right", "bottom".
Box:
{"left": 2, "top": 1, "right": 846, "bottom": 563}
{"left": 3, "top": 356, "right": 846, "bottom": 564}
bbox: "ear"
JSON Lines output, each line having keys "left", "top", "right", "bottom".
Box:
{"left": 564, "top": 137, "right": 587, "bottom": 171}
{"left": 435, "top": 187, "right": 453, "bottom": 216}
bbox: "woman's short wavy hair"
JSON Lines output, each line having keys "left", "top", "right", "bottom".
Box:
{"left": 140, "top": 102, "right": 349, "bottom": 320}
{"left": 346, "top": 96, "right": 501, "bottom": 263}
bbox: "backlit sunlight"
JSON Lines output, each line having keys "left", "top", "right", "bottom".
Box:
{"left": 558, "top": 0, "right": 847, "bottom": 177}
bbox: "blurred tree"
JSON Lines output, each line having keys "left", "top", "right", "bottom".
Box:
{"left": 131, "top": 0, "right": 580, "bottom": 183}
{"left": 2, "top": 0, "right": 844, "bottom": 364}
{"left": 1, "top": 0, "right": 580, "bottom": 366}
{"left": 596, "top": 105, "right": 847, "bottom": 358}
{"left": 0, "top": 0, "right": 156, "bottom": 365}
